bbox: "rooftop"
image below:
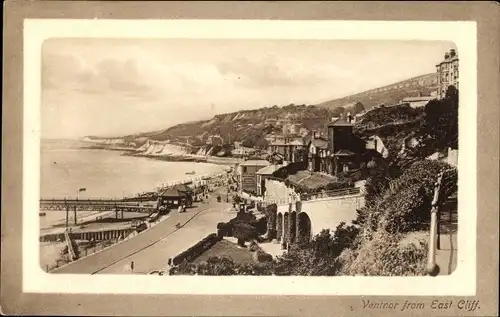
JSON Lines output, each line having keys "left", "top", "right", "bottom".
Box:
{"left": 327, "top": 117, "right": 353, "bottom": 127}
{"left": 286, "top": 170, "right": 338, "bottom": 191}
{"left": 333, "top": 149, "right": 357, "bottom": 156}
{"left": 256, "top": 164, "right": 282, "bottom": 175}
{"left": 402, "top": 96, "right": 435, "bottom": 102}
{"left": 269, "top": 138, "right": 304, "bottom": 146}
{"left": 310, "top": 138, "right": 329, "bottom": 150}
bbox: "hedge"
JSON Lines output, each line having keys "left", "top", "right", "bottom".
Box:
{"left": 172, "top": 233, "right": 222, "bottom": 266}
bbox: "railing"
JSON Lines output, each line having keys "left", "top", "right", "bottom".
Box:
{"left": 264, "top": 187, "right": 361, "bottom": 206}
{"left": 39, "top": 198, "right": 157, "bottom": 212}
{"left": 427, "top": 168, "right": 456, "bottom": 276}
{"left": 64, "top": 232, "right": 77, "bottom": 261}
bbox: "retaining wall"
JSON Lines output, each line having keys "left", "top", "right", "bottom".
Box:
{"left": 40, "top": 228, "right": 134, "bottom": 243}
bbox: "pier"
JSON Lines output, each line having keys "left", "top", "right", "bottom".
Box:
{"left": 39, "top": 198, "right": 157, "bottom": 226}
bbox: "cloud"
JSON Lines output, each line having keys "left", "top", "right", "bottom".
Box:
{"left": 42, "top": 53, "right": 160, "bottom": 100}
{"left": 214, "top": 54, "right": 355, "bottom": 89}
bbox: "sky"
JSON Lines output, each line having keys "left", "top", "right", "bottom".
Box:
{"left": 41, "top": 39, "right": 454, "bottom": 139}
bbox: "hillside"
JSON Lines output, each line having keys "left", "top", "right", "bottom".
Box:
{"left": 316, "top": 73, "right": 438, "bottom": 111}
{"left": 84, "top": 73, "right": 439, "bottom": 150}
{"left": 146, "top": 104, "right": 335, "bottom": 147}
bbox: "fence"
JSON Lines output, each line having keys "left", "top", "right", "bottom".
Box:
{"left": 263, "top": 187, "right": 361, "bottom": 206}
{"left": 427, "top": 167, "right": 457, "bottom": 276}
{"left": 46, "top": 232, "right": 131, "bottom": 272}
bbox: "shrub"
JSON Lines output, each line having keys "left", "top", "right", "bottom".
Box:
{"left": 196, "top": 257, "right": 238, "bottom": 275}
{"left": 254, "top": 250, "right": 273, "bottom": 263}
{"left": 248, "top": 241, "right": 260, "bottom": 252}
{"left": 250, "top": 217, "right": 268, "bottom": 235}
{"left": 233, "top": 223, "right": 259, "bottom": 247}
{"left": 359, "top": 159, "right": 457, "bottom": 234}
{"left": 341, "top": 231, "right": 428, "bottom": 276}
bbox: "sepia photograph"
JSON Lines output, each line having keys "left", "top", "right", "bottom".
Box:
{"left": 39, "top": 37, "right": 460, "bottom": 278}
{"left": 3, "top": 3, "right": 498, "bottom": 314}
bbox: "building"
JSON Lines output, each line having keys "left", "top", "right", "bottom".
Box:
{"left": 400, "top": 96, "right": 436, "bottom": 108}
{"left": 304, "top": 115, "right": 365, "bottom": 176}
{"left": 237, "top": 160, "right": 270, "bottom": 195}
{"left": 206, "top": 134, "right": 224, "bottom": 146}
{"left": 436, "top": 48, "right": 459, "bottom": 99}
{"left": 307, "top": 132, "right": 329, "bottom": 173}
{"left": 365, "top": 135, "right": 390, "bottom": 159}
{"left": 299, "top": 127, "right": 309, "bottom": 137}
{"left": 256, "top": 164, "right": 282, "bottom": 196}
{"left": 231, "top": 146, "right": 255, "bottom": 157}
{"left": 267, "top": 137, "right": 307, "bottom": 163}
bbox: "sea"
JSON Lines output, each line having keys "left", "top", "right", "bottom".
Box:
{"left": 40, "top": 139, "right": 228, "bottom": 229}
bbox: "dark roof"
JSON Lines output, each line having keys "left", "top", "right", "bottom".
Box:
{"left": 333, "top": 149, "right": 357, "bottom": 156}
{"left": 327, "top": 117, "right": 353, "bottom": 127}
{"left": 159, "top": 187, "right": 189, "bottom": 198}
{"left": 173, "top": 184, "right": 193, "bottom": 193}
{"left": 286, "top": 170, "right": 338, "bottom": 191}
{"left": 311, "top": 138, "right": 329, "bottom": 150}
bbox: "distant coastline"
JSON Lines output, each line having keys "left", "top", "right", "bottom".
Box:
{"left": 78, "top": 143, "right": 243, "bottom": 166}
{"left": 124, "top": 152, "right": 243, "bottom": 166}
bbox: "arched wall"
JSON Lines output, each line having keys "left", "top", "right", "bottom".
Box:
{"left": 283, "top": 212, "right": 290, "bottom": 248}
{"left": 297, "top": 212, "right": 312, "bottom": 243}
{"left": 276, "top": 213, "right": 283, "bottom": 242}
{"left": 302, "top": 194, "right": 365, "bottom": 236}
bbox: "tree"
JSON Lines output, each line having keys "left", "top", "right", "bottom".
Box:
{"left": 232, "top": 223, "right": 259, "bottom": 247}
{"left": 353, "top": 102, "right": 365, "bottom": 114}
{"left": 255, "top": 138, "right": 269, "bottom": 150}
{"left": 332, "top": 107, "right": 346, "bottom": 117}
{"left": 419, "top": 86, "right": 458, "bottom": 152}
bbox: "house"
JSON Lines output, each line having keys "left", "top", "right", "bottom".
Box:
{"left": 325, "top": 115, "right": 365, "bottom": 176}
{"left": 267, "top": 137, "right": 307, "bottom": 163}
{"left": 365, "top": 135, "right": 389, "bottom": 159}
{"left": 237, "top": 160, "right": 270, "bottom": 195}
{"left": 400, "top": 96, "right": 435, "bottom": 108}
{"left": 256, "top": 164, "right": 283, "bottom": 196}
{"left": 307, "top": 132, "right": 329, "bottom": 173}
{"left": 436, "top": 48, "right": 459, "bottom": 99}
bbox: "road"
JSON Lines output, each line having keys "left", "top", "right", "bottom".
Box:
{"left": 52, "top": 188, "right": 236, "bottom": 274}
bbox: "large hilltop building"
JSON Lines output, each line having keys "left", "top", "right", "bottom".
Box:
{"left": 436, "top": 48, "right": 459, "bottom": 99}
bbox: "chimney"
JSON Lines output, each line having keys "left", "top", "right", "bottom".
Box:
{"left": 444, "top": 52, "right": 450, "bottom": 59}
{"left": 347, "top": 112, "right": 353, "bottom": 123}
{"left": 450, "top": 49, "right": 456, "bottom": 57}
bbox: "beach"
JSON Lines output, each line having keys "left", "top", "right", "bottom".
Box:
{"left": 40, "top": 140, "right": 234, "bottom": 270}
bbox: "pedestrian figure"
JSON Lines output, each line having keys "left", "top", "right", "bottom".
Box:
{"left": 130, "top": 261, "right": 135, "bottom": 273}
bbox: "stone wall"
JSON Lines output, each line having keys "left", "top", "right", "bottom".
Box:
{"left": 263, "top": 179, "right": 298, "bottom": 205}
{"left": 275, "top": 193, "right": 365, "bottom": 248}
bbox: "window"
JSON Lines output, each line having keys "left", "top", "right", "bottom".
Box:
{"left": 242, "top": 166, "right": 247, "bottom": 173}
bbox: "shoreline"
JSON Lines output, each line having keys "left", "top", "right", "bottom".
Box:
{"left": 122, "top": 150, "right": 244, "bottom": 166}
{"left": 78, "top": 144, "right": 244, "bottom": 166}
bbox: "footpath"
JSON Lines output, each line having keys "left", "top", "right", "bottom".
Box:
{"left": 52, "top": 187, "right": 233, "bottom": 274}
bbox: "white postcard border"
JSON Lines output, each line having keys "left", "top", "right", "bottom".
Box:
{"left": 23, "top": 19, "right": 477, "bottom": 295}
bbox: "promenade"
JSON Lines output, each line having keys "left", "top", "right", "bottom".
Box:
{"left": 52, "top": 187, "right": 235, "bottom": 274}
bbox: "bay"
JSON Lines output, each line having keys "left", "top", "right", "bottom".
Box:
{"left": 41, "top": 140, "right": 228, "bottom": 199}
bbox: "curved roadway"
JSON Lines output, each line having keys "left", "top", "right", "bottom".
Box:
{"left": 51, "top": 188, "right": 235, "bottom": 274}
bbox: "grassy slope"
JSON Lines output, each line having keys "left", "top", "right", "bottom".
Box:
{"left": 316, "top": 73, "right": 438, "bottom": 110}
